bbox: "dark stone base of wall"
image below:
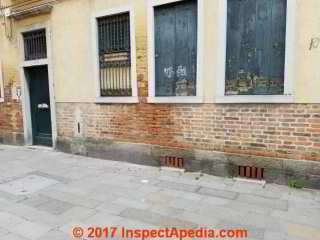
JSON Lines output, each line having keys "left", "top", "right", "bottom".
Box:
{"left": 0, "top": 132, "right": 24, "bottom": 146}
{"left": 56, "top": 137, "right": 320, "bottom": 190}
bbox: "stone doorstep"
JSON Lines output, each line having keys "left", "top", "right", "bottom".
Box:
{"left": 233, "top": 177, "right": 266, "bottom": 187}
{"left": 26, "top": 145, "right": 54, "bottom": 152}
{"left": 160, "top": 166, "right": 185, "bottom": 173}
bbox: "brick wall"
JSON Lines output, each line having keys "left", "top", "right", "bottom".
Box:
{"left": 56, "top": 102, "right": 320, "bottom": 161}
{"left": 0, "top": 84, "right": 24, "bottom": 145}
{"left": 54, "top": 29, "right": 320, "bottom": 163}
{"left": 136, "top": 32, "right": 148, "bottom": 97}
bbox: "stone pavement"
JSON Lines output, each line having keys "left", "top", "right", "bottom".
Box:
{"left": 0, "top": 145, "right": 319, "bottom": 240}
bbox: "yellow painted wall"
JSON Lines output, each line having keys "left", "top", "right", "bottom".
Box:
{"left": 52, "top": 0, "right": 94, "bottom": 102}
{"left": 52, "top": 0, "right": 218, "bottom": 102}
{"left": 295, "top": 0, "right": 320, "bottom": 102}
{"left": 0, "top": 12, "right": 50, "bottom": 91}
{"left": 1, "top": 0, "right": 320, "bottom": 103}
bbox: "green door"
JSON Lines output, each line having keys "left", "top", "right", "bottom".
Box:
{"left": 26, "top": 65, "right": 52, "bottom": 146}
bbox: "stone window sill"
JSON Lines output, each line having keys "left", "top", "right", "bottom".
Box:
{"left": 148, "top": 96, "right": 204, "bottom": 104}
{"left": 216, "top": 95, "right": 295, "bottom": 104}
{"left": 95, "top": 96, "right": 139, "bottom": 104}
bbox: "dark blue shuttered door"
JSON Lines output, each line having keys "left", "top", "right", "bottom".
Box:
{"left": 225, "top": 0, "right": 287, "bottom": 95}
{"left": 27, "top": 66, "right": 52, "bottom": 146}
{"left": 155, "top": 0, "right": 197, "bottom": 97}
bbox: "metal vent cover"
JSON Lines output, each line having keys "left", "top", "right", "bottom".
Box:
{"left": 238, "top": 166, "right": 264, "bottom": 180}
{"left": 160, "top": 156, "right": 184, "bottom": 169}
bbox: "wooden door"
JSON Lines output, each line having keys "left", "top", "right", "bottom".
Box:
{"left": 154, "top": 0, "right": 197, "bottom": 96}
{"left": 225, "top": 0, "right": 287, "bottom": 95}
{"left": 27, "top": 65, "right": 52, "bottom": 146}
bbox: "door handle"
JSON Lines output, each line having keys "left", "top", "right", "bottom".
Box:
{"left": 37, "top": 103, "right": 49, "bottom": 109}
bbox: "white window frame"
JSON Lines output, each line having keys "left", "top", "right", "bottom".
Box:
{"left": 216, "top": 0, "right": 296, "bottom": 103}
{"left": 0, "top": 61, "right": 4, "bottom": 103}
{"left": 92, "top": 5, "right": 138, "bottom": 104}
{"left": 147, "top": 0, "right": 204, "bottom": 104}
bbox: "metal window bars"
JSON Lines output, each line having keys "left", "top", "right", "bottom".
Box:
{"left": 98, "top": 12, "right": 132, "bottom": 97}
{"left": 23, "top": 29, "right": 47, "bottom": 61}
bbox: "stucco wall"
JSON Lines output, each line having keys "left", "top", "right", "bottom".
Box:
{"left": 50, "top": 0, "right": 220, "bottom": 102}
{"left": 1, "top": 0, "right": 320, "bottom": 103}
{"left": 48, "top": 0, "right": 320, "bottom": 103}
{"left": 295, "top": 0, "right": 320, "bottom": 102}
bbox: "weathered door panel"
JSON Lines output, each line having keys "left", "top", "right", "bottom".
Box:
{"left": 255, "top": 0, "right": 273, "bottom": 94}
{"left": 155, "top": 0, "right": 197, "bottom": 97}
{"left": 155, "top": 5, "right": 176, "bottom": 96}
{"left": 225, "top": 0, "right": 287, "bottom": 95}
{"left": 269, "top": 0, "right": 287, "bottom": 93}
{"left": 175, "top": 2, "right": 197, "bottom": 96}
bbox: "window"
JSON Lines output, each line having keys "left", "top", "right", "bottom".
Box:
{"left": 97, "top": 12, "right": 132, "bottom": 97}
{"left": 154, "top": 0, "right": 197, "bottom": 97}
{"left": 23, "top": 29, "right": 47, "bottom": 61}
{"left": 148, "top": 0, "right": 203, "bottom": 103}
{"left": 0, "top": 61, "right": 3, "bottom": 102}
{"left": 225, "top": 0, "right": 287, "bottom": 96}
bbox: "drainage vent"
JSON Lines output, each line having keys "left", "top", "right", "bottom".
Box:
{"left": 160, "top": 156, "right": 184, "bottom": 169}
{"left": 238, "top": 166, "right": 264, "bottom": 180}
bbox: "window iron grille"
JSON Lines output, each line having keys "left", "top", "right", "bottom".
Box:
{"left": 23, "top": 29, "right": 47, "bottom": 61}
{"left": 98, "top": 12, "right": 132, "bottom": 97}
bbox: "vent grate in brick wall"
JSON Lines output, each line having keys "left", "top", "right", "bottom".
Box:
{"left": 160, "top": 156, "right": 184, "bottom": 169}
{"left": 238, "top": 166, "right": 264, "bottom": 180}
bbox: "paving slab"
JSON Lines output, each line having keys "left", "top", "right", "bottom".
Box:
{"left": 4, "top": 233, "right": 29, "bottom": 240}
{"left": 197, "top": 186, "right": 239, "bottom": 200}
{"left": 286, "top": 223, "right": 320, "bottom": 240}
{"left": 0, "top": 227, "right": 10, "bottom": 237}
{"left": 217, "top": 220, "right": 265, "bottom": 240}
{"left": 111, "top": 197, "right": 151, "bottom": 210}
{"left": 0, "top": 145, "right": 318, "bottom": 240}
{"left": 237, "top": 193, "right": 289, "bottom": 211}
{"left": 0, "top": 175, "right": 58, "bottom": 195}
{"left": 168, "top": 197, "right": 202, "bottom": 212}
{"left": 35, "top": 230, "right": 70, "bottom": 240}
{"left": 119, "top": 208, "right": 198, "bottom": 228}
{"left": 146, "top": 204, "right": 184, "bottom": 217}
{"left": 176, "top": 211, "right": 220, "bottom": 227}
{"left": 35, "top": 197, "right": 74, "bottom": 215}
{"left": 200, "top": 195, "right": 232, "bottom": 206}
{"left": 159, "top": 189, "right": 203, "bottom": 201}
{"left": 156, "top": 180, "right": 200, "bottom": 192}
{"left": 39, "top": 189, "right": 102, "bottom": 209}
{"left": 96, "top": 203, "right": 129, "bottom": 215}
{"left": 0, "top": 190, "right": 28, "bottom": 202}
{"left": 0, "top": 212, "right": 25, "bottom": 229}
{"left": 12, "top": 221, "right": 52, "bottom": 240}
{"left": 18, "top": 194, "right": 51, "bottom": 208}
{"left": 145, "top": 191, "right": 175, "bottom": 205}
{"left": 264, "top": 231, "right": 301, "bottom": 240}
{"left": 271, "top": 209, "right": 320, "bottom": 229}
